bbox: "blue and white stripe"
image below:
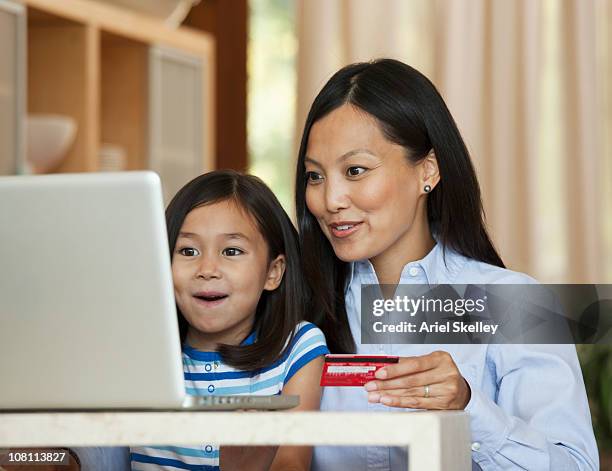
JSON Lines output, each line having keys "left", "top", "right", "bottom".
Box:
{"left": 131, "top": 321, "right": 328, "bottom": 470}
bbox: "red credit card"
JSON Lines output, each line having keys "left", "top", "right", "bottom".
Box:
{"left": 320, "top": 354, "right": 399, "bottom": 387}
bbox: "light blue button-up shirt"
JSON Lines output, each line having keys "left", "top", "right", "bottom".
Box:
{"left": 312, "top": 243, "right": 599, "bottom": 471}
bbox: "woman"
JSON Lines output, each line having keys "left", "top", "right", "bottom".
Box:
{"left": 295, "top": 59, "right": 598, "bottom": 470}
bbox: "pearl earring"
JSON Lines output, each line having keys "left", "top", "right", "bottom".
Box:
{"left": 424, "top": 185, "right": 432, "bottom": 193}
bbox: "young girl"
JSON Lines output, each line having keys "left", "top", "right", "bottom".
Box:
{"left": 131, "top": 170, "right": 328, "bottom": 471}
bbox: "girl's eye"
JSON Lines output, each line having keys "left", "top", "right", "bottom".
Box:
{"left": 305, "top": 171, "right": 323, "bottom": 183}
{"left": 347, "top": 166, "right": 367, "bottom": 177}
{"left": 222, "top": 247, "right": 244, "bottom": 257}
{"left": 178, "top": 247, "right": 199, "bottom": 257}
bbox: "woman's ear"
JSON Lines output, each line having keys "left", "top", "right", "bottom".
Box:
{"left": 263, "top": 254, "right": 286, "bottom": 291}
{"left": 421, "top": 151, "right": 440, "bottom": 191}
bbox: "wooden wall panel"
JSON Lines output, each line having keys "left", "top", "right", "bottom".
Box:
{"left": 185, "top": 0, "right": 247, "bottom": 171}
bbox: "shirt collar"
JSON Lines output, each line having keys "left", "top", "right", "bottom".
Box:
{"left": 241, "top": 330, "right": 257, "bottom": 346}
{"left": 182, "top": 329, "right": 258, "bottom": 359}
{"left": 412, "top": 242, "right": 466, "bottom": 284}
{"left": 346, "top": 241, "right": 468, "bottom": 288}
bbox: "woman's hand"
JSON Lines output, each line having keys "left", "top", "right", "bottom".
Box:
{"left": 364, "top": 351, "right": 471, "bottom": 410}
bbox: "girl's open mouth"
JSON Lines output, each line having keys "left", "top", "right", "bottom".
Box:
{"left": 193, "top": 292, "right": 229, "bottom": 307}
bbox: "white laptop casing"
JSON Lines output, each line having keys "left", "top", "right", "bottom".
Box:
{"left": 0, "top": 171, "right": 185, "bottom": 408}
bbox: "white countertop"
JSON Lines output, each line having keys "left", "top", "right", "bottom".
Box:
{"left": 0, "top": 410, "right": 471, "bottom": 471}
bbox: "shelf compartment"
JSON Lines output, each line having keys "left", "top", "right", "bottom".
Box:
{"left": 101, "top": 32, "right": 148, "bottom": 170}
{"left": 27, "top": 8, "right": 99, "bottom": 172}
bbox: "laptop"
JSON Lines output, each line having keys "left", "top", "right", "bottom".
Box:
{"left": 0, "top": 171, "right": 298, "bottom": 411}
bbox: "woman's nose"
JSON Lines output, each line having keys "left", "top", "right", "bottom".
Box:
{"left": 195, "top": 255, "right": 221, "bottom": 280}
{"left": 324, "top": 179, "right": 351, "bottom": 213}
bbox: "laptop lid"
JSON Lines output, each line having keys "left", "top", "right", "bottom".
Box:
{"left": 0, "top": 171, "right": 186, "bottom": 409}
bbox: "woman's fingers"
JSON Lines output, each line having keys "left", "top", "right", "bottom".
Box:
{"left": 368, "top": 382, "right": 444, "bottom": 401}
{"left": 374, "top": 353, "right": 439, "bottom": 380}
{"left": 368, "top": 382, "right": 467, "bottom": 409}
{"left": 365, "top": 351, "right": 472, "bottom": 410}
{"left": 367, "top": 387, "right": 447, "bottom": 408}
{"left": 365, "top": 369, "right": 447, "bottom": 392}
{"left": 375, "top": 350, "right": 455, "bottom": 380}
{"left": 377, "top": 395, "right": 445, "bottom": 409}
{"left": 366, "top": 351, "right": 458, "bottom": 391}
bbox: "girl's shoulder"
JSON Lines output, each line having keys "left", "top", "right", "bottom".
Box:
{"left": 288, "top": 321, "right": 328, "bottom": 350}
{"left": 281, "top": 321, "right": 329, "bottom": 385}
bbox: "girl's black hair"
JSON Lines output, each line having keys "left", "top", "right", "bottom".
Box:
{"left": 166, "top": 170, "right": 307, "bottom": 370}
{"left": 295, "top": 58, "right": 505, "bottom": 354}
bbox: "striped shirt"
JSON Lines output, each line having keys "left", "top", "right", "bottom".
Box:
{"left": 131, "top": 321, "right": 328, "bottom": 470}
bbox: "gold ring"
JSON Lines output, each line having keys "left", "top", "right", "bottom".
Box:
{"left": 424, "top": 384, "right": 430, "bottom": 398}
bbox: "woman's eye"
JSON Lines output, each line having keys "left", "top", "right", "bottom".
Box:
{"left": 305, "top": 171, "right": 323, "bottom": 183}
{"left": 178, "top": 247, "right": 199, "bottom": 257}
{"left": 347, "top": 166, "right": 367, "bottom": 177}
{"left": 222, "top": 247, "right": 244, "bottom": 257}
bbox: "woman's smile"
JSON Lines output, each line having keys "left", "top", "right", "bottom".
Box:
{"left": 328, "top": 220, "right": 364, "bottom": 239}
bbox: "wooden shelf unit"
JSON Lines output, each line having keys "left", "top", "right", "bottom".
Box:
{"left": 21, "top": 0, "right": 214, "bottom": 174}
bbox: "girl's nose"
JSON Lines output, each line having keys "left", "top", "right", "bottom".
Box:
{"left": 195, "top": 256, "right": 221, "bottom": 280}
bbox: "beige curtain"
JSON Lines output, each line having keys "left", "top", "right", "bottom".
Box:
{"left": 296, "top": 0, "right": 611, "bottom": 283}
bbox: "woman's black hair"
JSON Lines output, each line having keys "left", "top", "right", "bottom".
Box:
{"left": 295, "top": 58, "right": 504, "bottom": 354}
{"left": 166, "top": 170, "right": 307, "bottom": 370}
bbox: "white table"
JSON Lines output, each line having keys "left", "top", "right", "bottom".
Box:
{"left": 0, "top": 410, "right": 471, "bottom": 471}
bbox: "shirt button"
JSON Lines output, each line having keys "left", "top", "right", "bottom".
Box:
{"left": 471, "top": 442, "right": 481, "bottom": 451}
{"left": 204, "top": 445, "right": 213, "bottom": 453}
{"left": 409, "top": 267, "right": 419, "bottom": 277}
{"left": 207, "top": 384, "right": 215, "bottom": 393}
{"left": 204, "top": 363, "right": 212, "bottom": 372}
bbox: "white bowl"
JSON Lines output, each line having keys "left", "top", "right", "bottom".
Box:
{"left": 26, "top": 114, "right": 77, "bottom": 173}
{"left": 100, "top": 0, "right": 200, "bottom": 28}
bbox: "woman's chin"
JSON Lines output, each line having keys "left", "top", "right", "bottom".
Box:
{"left": 332, "top": 245, "right": 371, "bottom": 263}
